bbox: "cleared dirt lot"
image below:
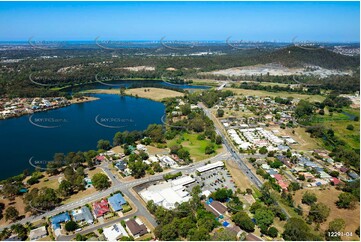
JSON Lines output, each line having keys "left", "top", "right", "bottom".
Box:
{"left": 294, "top": 187, "right": 360, "bottom": 241}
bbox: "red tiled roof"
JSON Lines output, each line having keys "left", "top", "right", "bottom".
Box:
{"left": 278, "top": 180, "right": 289, "bottom": 189}
{"left": 273, "top": 174, "right": 283, "bottom": 181}
{"left": 330, "top": 177, "right": 341, "bottom": 185}
{"left": 96, "top": 155, "right": 105, "bottom": 161}
{"left": 93, "top": 199, "right": 109, "bottom": 217}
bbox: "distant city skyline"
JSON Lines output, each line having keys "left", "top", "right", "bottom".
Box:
{"left": 0, "top": 1, "right": 359, "bottom": 42}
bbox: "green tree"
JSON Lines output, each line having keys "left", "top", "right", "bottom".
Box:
{"left": 24, "top": 187, "right": 61, "bottom": 214}
{"left": 180, "top": 104, "right": 191, "bottom": 115}
{"left": 2, "top": 183, "right": 20, "bottom": 198}
{"left": 212, "top": 228, "right": 237, "bottom": 241}
{"left": 346, "top": 124, "right": 354, "bottom": 131}
{"left": 309, "top": 203, "right": 330, "bottom": 223}
{"left": 129, "top": 160, "right": 147, "bottom": 178}
{"left": 65, "top": 221, "right": 78, "bottom": 232}
{"left": 188, "top": 227, "right": 211, "bottom": 241}
{"left": 92, "top": 173, "right": 111, "bottom": 190}
{"left": 145, "top": 124, "right": 164, "bottom": 143}
{"left": 329, "top": 171, "right": 339, "bottom": 178}
{"left": 254, "top": 208, "right": 274, "bottom": 227}
{"left": 250, "top": 202, "right": 263, "bottom": 214}
{"left": 215, "top": 135, "right": 222, "bottom": 145}
{"left": 75, "top": 234, "right": 86, "bottom": 241}
{"left": 155, "top": 223, "right": 177, "bottom": 240}
{"left": 153, "top": 163, "right": 163, "bottom": 173}
{"left": 211, "top": 188, "right": 233, "bottom": 202}
{"left": 267, "top": 227, "right": 278, "bottom": 238}
{"left": 302, "top": 191, "right": 318, "bottom": 205}
{"left": 4, "top": 207, "right": 19, "bottom": 222}
{"left": 97, "top": 139, "right": 111, "bottom": 150}
{"left": 283, "top": 218, "right": 321, "bottom": 241}
{"left": 336, "top": 192, "right": 356, "bottom": 209}
{"left": 58, "top": 180, "right": 73, "bottom": 197}
{"left": 119, "top": 236, "right": 134, "bottom": 241}
{"left": 205, "top": 145, "right": 215, "bottom": 154}
{"left": 232, "top": 211, "right": 255, "bottom": 232}
{"left": 259, "top": 146, "right": 268, "bottom": 154}
{"left": 217, "top": 109, "right": 225, "bottom": 117}
{"left": 295, "top": 100, "right": 314, "bottom": 119}
{"left": 325, "top": 218, "right": 345, "bottom": 241}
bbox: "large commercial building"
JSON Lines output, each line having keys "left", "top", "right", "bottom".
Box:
{"left": 139, "top": 176, "right": 195, "bottom": 209}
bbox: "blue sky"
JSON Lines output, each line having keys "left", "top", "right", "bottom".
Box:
{"left": 0, "top": 1, "right": 359, "bottom": 42}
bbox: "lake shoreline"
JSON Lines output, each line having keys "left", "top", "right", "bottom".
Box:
{"left": 0, "top": 96, "right": 99, "bottom": 121}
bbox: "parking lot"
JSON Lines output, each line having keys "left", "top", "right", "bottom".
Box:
{"left": 185, "top": 167, "right": 236, "bottom": 194}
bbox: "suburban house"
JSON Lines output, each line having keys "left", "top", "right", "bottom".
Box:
{"left": 108, "top": 193, "right": 127, "bottom": 212}
{"left": 93, "top": 199, "right": 110, "bottom": 217}
{"left": 125, "top": 218, "right": 148, "bottom": 238}
{"left": 93, "top": 155, "right": 106, "bottom": 164}
{"left": 348, "top": 171, "right": 360, "bottom": 180}
{"left": 115, "top": 160, "right": 127, "bottom": 171}
{"left": 50, "top": 212, "right": 71, "bottom": 237}
{"left": 329, "top": 177, "right": 341, "bottom": 185}
{"left": 29, "top": 226, "right": 47, "bottom": 241}
{"left": 103, "top": 223, "right": 128, "bottom": 241}
{"left": 50, "top": 212, "right": 71, "bottom": 230}
{"left": 72, "top": 206, "right": 94, "bottom": 224}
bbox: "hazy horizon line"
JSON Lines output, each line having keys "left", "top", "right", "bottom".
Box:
{"left": 0, "top": 40, "right": 360, "bottom": 44}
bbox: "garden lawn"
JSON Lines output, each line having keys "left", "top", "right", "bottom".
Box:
{"left": 167, "top": 133, "right": 222, "bottom": 161}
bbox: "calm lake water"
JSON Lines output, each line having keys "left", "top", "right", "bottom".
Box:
{"left": 0, "top": 94, "right": 166, "bottom": 180}
{"left": 0, "top": 80, "right": 210, "bottom": 180}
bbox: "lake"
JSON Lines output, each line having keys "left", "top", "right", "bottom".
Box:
{"left": 0, "top": 94, "right": 166, "bottom": 180}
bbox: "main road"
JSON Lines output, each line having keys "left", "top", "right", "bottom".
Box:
{"left": 199, "top": 102, "right": 294, "bottom": 219}
{"left": 198, "top": 102, "right": 263, "bottom": 188}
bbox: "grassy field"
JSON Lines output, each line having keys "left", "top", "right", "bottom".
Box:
{"left": 111, "top": 145, "right": 124, "bottom": 154}
{"left": 310, "top": 108, "right": 360, "bottom": 150}
{"left": 167, "top": 133, "right": 223, "bottom": 161}
{"left": 294, "top": 187, "right": 360, "bottom": 241}
{"left": 225, "top": 87, "right": 325, "bottom": 102}
{"left": 87, "top": 167, "right": 104, "bottom": 178}
{"left": 212, "top": 107, "right": 254, "bottom": 119}
{"left": 63, "top": 187, "right": 97, "bottom": 204}
{"left": 145, "top": 145, "right": 169, "bottom": 155}
{"left": 31, "top": 176, "right": 61, "bottom": 190}
{"left": 83, "top": 88, "right": 184, "bottom": 101}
